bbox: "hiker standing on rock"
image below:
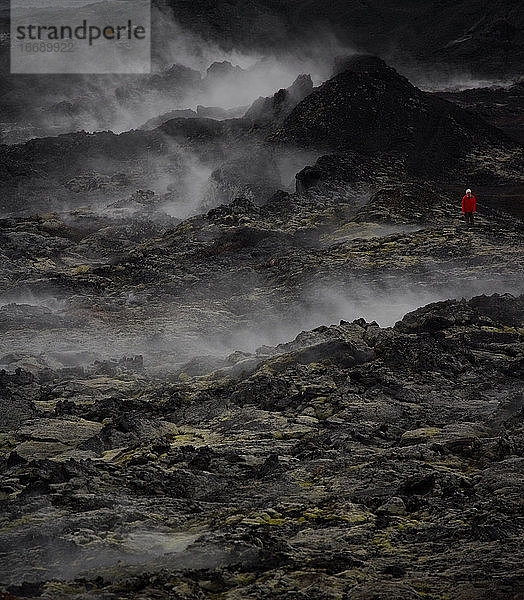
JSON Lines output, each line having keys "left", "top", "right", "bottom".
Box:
{"left": 462, "top": 188, "right": 476, "bottom": 227}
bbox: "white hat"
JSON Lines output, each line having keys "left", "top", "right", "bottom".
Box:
{"left": 466, "top": 188, "right": 472, "bottom": 193}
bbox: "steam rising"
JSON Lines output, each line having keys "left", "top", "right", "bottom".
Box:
{"left": 0, "top": 273, "right": 519, "bottom": 376}
{"left": 0, "top": 3, "right": 520, "bottom": 375}
{"left": 1, "top": 4, "right": 356, "bottom": 144}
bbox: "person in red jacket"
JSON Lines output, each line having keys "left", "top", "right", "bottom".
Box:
{"left": 462, "top": 188, "right": 476, "bottom": 226}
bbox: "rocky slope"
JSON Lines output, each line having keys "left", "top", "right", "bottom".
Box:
{"left": 0, "top": 293, "right": 523, "bottom": 599}
{"left": 268, "top": 56, "right": 521, "bottom": 183}
{"left": 1, "top": 57, "right": 522, "bottom": 216}
{"left": 244, "top": 75, "right": 314, "bottom": 128}
{"left": 436, "top": 82, "right": 524, "bottom": 144}
{"left": 0, "top": 175, "right": 522, "bottom": 371}
{"left": 0, "top": 47, "right": 522, "bottom": 600}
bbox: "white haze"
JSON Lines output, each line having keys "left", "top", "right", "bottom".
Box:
{"left": 2, "top": 5, "right": 355, "bottom": 143}
{"left": 0, "top": 273, "right": 520, "bottom": 374}
{"left": 205, "top": 276, "right": 523, "bottom": 357}
{"left": 1, "top": 5, "right": 520, "bottom": 374}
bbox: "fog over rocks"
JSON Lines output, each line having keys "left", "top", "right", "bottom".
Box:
{"left": 0, "top": 4, "right": 523, "bottom": 597}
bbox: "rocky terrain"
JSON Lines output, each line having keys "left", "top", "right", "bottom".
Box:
{"left": 1, "top": 57, "right": 522, "bottom": 215}
{"left": 0, "top": 294, "right": 523, "bottom": 599}
{"left": 436, "top": 82, "right": 524, "bottom": 144}
{"left": 1, "top": 0, "right": 522, "bottom": 145}
{"left": 0, "top": 40, "right": 523, "bottom": 600}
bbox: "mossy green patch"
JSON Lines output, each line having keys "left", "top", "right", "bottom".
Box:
{"left": 72, "top": 264, "right": 90, "bottom": 274}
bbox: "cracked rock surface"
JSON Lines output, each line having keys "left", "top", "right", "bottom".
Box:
{"left": 0, "top": 294, "right": 523, "bottom": 599}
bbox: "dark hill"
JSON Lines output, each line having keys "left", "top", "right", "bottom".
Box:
{"left": 268, "top": 56, "right": 520, "bottom": 180}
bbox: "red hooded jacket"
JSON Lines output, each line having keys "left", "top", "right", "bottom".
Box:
{"left": 462, "top": 194, "right": 476, "bottom": 213}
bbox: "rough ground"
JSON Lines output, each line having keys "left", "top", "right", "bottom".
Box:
{"left": 436, "top": 82, "right": 524, "bottom": 145}
{"left": 0, "top": 55, "right": 523, "bottom": 600}
{"left": 0, "top": 294, "right": 523, "bottom": 599}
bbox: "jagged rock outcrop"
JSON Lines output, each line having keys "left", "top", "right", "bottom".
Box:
{"left": 352, "top": 183, "right": 447, "bottom": 224}
{"left": 204, "top": 61, "right": 245, "bottom": 82}
{"left": 244, "top": 74, "right": 314, "bottom": 127}
{"left": 268, "top": 56, "right": 521, "bottom": 181}
{"left": 115, "top": 63, "right": 202, "bottom": 102}
{"left": 203, "top": 150, "right": 282, "bottom": 208}
{"left": 139, "top": 109, "right": 199, "bottom": 130}
{"left": 295, "top": 164, "right": 324, "bottom": 193}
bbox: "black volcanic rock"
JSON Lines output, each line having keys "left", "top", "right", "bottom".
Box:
{"left": 352, "top": 182, "right": 447, "bottom": 224}
{"left": 0, "top": 371, "right": 37, "bottom": 433}
{"left": 1, "top": 294, "right": 523, "bottom": 597}
{"left": 0, "top": 117, "right": 254, "bottom": 214}
{"left": 0, "top": 3, "right": 522, "bottom": 597}
{"left": 203, "top": 149, "right": 282, "bottom": 208}
{"left": 204, "top": 61, "right": 245, "bottom": 82}
{"left": 0, "top": 59, "right": 522, "bottom": 596}
{"left": 115, "top": 63, "right": 202, "bottom": 102}
{"left": 140, "top": 109, "right": 199, "bottom": 130}
{"left": 295, "top": 165, "right": 324, "bottom": 193}
{"left": 244, "top": 74, "right": 314, "bottom": 126}
{"left": 140, "top": 106, "right": 248, "bottom": 132}
{"left": 435, "top": 82, "right": 524, "bottom": 144}
{"left": 1, "top": 57, "right": 520, "bottom": 218}
{"left": 269, "top": 56, "right": 520, "bottom": 181}
{"left": 396, "top": 293, "right": 524, "bottom": 334}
